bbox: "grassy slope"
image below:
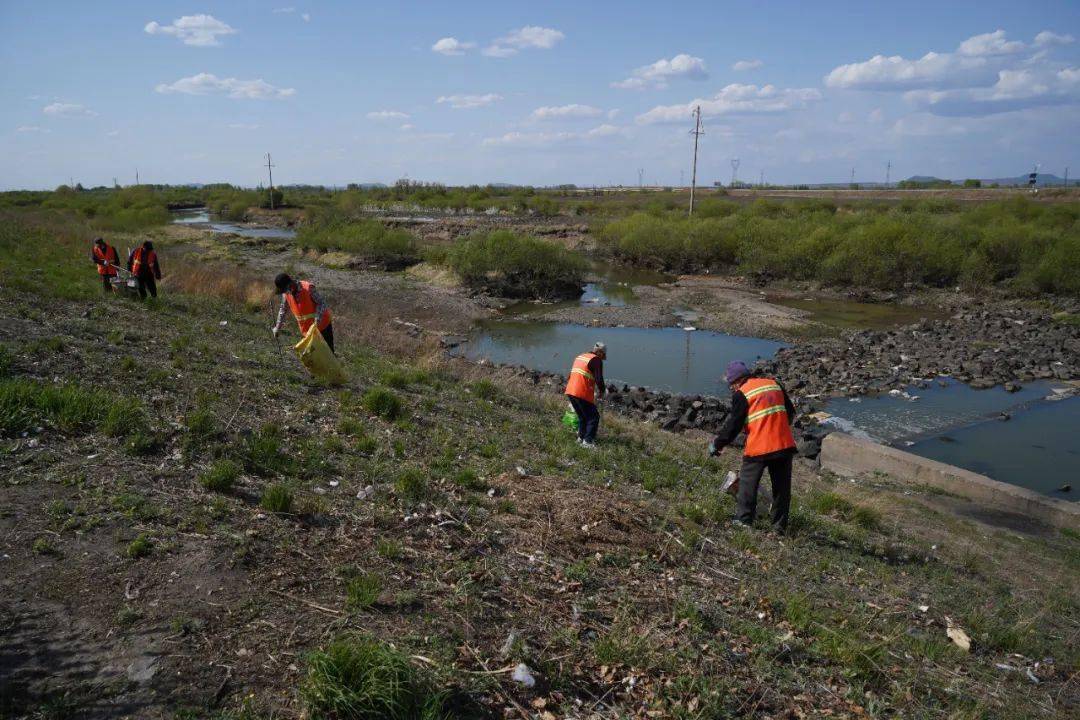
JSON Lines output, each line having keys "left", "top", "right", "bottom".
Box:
{"left": 0, "top": 211, "right": 1078, "bottom": 719}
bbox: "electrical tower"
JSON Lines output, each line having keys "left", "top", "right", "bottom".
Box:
{"left": 265, "top": 153, "right": 276, "bottom": 210}
{"left": 886, "top": 160, "right": 891, "bottom": 187}
{"left": 688, "top": 106, "right": 703, "bottom": 216}
{"left": 638, "top": 168, "right": 645, "bottom": 189}
{"left": 759, "top": 170, "right": 764, "bottom": 187}
{"left": 850, "top": 167, "right": 856, "bottom": 186}
{"left": 730, "top": 158, "right": 740, "bottom": 188}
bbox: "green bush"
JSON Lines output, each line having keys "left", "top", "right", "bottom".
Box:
{"left": 441, "top": 230, "right": 586, "bottom": 299}
{"left": 126, "top": 534, "right": 153, "bottom": 559}
{"left": 301, "top": 635, "right": 445, "bottom": 719}
{"left": 261, "top": 484, "right": 294, "bottom": 513}
{"left": 362, "top": 387, "right": 403, "bottom": 421}
{"left": 200, "top": 460, "right": 241, "bottom": 494}
{"left": 346, "top": 573, "right": 383, "bottom": 610}
{"left": 297, "top": 218, "right": 418, "bottom": 269}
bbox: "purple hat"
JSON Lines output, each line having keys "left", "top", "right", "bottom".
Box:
{"left": 725, "top": 360, "right": 750, "bottom": 384}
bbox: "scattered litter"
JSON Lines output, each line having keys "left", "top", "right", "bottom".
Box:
{"left": 219, "top": 320, "right": 228, "bottom": 326}
{"left": 515, "top": 466, "right": 531, "bottom": 477}
{"left": 945, "top": 617, "right": 971, "bottom": 652}
{"left": 487, "top": 488, "right": 496, "bottom": 497}
{"left": 328, "top": 480, "right": 339, "bottom": 488}
{"left": 1025, "top": 668, "right": 1040, "bottom": 684}
{"left": 918, "top": 605, "right": 929, "bottom": 613}
{"left": 512, "top": 663, "right": 536, "bottom": 688}
{"left": 313, "top": 487, "right": 327, "bottom": 495}
{"left": 499, "top": 631, "right": 519, "bottom": 657}
{"left": 995, "top": 663, "right": 1017, "bottom": 672}
{"left": 683, "top": 326, "right": 696, "bottom": 332}
{"left": 86, "top": 453, "right": 99, "bottom": 460}
{"left": 721, "top": 471, "right": 739, "bottom": 496}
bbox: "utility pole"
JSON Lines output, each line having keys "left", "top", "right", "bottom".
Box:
{"left": 851, "top": 167, "right": 856, "bottom": 186}
{"left": 135, "top": 168, "right": 139, "bottom": 185}
{"left": 885, "top": 160, "right": 891, "bottom": 187}
{"left": 1065, "top": 166, "right": 1069, "bottom": 187}
{"left": 730, "top": 158, "right": 740, "bottom": 188}
{"left": 637, "top": 168, "right": 645, "bottom": 189}
{"left": 265, "top": 153, "right": 276, "bottom": 210}
{"left": 688, "top": 106, "right": 703, "bottom": 216}
{"left": 759, "top": 170, "right": 764, "bottom": 188}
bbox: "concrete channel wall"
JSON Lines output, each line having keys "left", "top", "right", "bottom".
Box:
{"left": 820, "top": 433, "right": 1079, "bottom": 531}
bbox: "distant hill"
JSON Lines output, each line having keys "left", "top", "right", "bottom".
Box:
{"left": 980, "top": 174, "right": 1068, "bottom": 187}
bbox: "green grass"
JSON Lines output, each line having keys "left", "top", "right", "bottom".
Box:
{"left": 125, "top": 534, "right": 153, "bottom": 559}
{"left": 241, "top": 424, "right": 294, "bottom": 476}
{"left": 301, "top": 635, "right": 445, "bottom": 720}
{"left": 346, "top": 573, "right": 383, "bottom": 610}
{"left": 394, "top": 469, "right": 429, "bottom": 504}
{"left": 199, "top": 459, "right": 241, "bottom": 494}
{"left": 297, "top": 218, "right": 419, "bottom": 269}
{"left": 260, "top": 484, "right": 294, "bottom": 513}
{"left": 362, "top": 387, "right": 403, "bottom": 421}
{"left": 440, "top": 229, "right": 587, "bottom": 300}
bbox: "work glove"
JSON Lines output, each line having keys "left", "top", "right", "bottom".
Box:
{"left": 708, "top": 439, "right": 723, "bottom": 457}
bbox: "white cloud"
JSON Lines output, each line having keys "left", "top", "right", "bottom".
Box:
{"left": 155, "top": 73, "right": 296, "bottom": 99}
{"left": 607, "top": 109, "right": 620, "bottom": 119}
{"left": 636, "top": 84, "right": 821, "bottom": 124}
{"left": 144, "top": 14, "right": 236, "bottom": 47}
{"left": 273, "top": 7, "right": 295, "bottom": 13}
{"left": 16, "top": 125, "right": 48, "bottom": 133}
{"left": 613, "top": 54, "right": 707, "bottom": 90}
{"left": 904, "top": 65, "right": 1080, "bottom": 116}
{"left": 957, "top": 30, "right": 1025, "bottom": 57}
{"left": 1034, "top": 31, "right": 1075, "bottom": 47}
{"left": 432, "top": 37, "right": 475, "bottom": 55}
{"left": 484, "top": 26, "right": 564, "bottom": 57}
{"left": 43, "top": 102, "right": 97, "bottom": 117}
{"left": 824, "top": 51, "right": 993, "bottom": 90}
{"left": 482, "top": 123, "right": 625, "bottom": 147}
{"left": 732, "top": 59, "right": 763, "bottom": 71}
{"left": 400, "top": 123, "right": 414, "bottom": 131}
{"left": 531, "top": 104, "right": 603, "bottom": 120}
{"left": 367, "top": 110, "right": 410, "bottom": 121}
{"left": 435, "top": 93, "right": 502, "bottom": 109}
{"left": 892, "top": 113, "right": 968, "bottom": 136}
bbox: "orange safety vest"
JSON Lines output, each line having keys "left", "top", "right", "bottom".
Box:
{"left": 565, "top": 352, "right": 599, "bottom": 403}
{"left": 740, "top": 376, "right": 796, "bottom": 457}
{"left": 285, "top": 280, "right": 332, "bottom": 334}
{"left": 131, "top": 247, "right": 157, "bottom": 276}
{"left": 94, "top": 244, "right": 118, "bottom": 276}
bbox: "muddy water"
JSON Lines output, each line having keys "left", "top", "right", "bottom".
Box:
{"left": 456, "top": 321, "right": 784, "bottom": 397}
{"left": 824, "top": 379, "right": 1079, "bottom": 500}
{"left": 172, "top": 208, "right": 297, "bottom": 239}
{"left": 765, "top": 295, "right": 944, "bottom": 330}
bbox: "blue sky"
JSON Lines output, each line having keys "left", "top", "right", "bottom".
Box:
{"left": 2, "top": 1, "right": 1078, "bottom": 189}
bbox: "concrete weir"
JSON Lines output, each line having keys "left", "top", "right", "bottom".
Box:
{"left": 820, "top": 433, "right": 1079, "bottom": 531}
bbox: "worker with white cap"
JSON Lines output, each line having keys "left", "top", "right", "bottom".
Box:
{"left": 564, "top": 342, "right": 607, "bottom": 448}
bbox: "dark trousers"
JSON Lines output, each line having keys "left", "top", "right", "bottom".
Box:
{"left": 136, "top": 275, "right": 157, "bottom": 299}
{"left": 101, "top": 274, "right": 114, "bottom": 291}
{"left": 321, "top": 323, "right": 335, "bottom": 353}
{"left": 736, "top": 451, "right": 793, "bottom": 531}
{"left": 567, "top": 395, "right": 599, "bottom": 442}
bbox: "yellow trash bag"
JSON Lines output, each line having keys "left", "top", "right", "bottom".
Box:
{"left": 294, "top": 324, "right": 348, "bottom": 385}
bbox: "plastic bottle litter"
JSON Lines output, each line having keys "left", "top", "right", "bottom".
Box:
{"left": 512, "top": 663, "right": 536, "bottom": 688}
{"left": 721, "top": 471, "right": 739, "bottom": 496}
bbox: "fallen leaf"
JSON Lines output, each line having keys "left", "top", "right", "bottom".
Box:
{"left": 945, "top": 616, "right": 971, "bottom": 652}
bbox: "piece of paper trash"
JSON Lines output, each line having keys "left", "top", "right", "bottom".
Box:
{"left": 512, "top": 662, "right": 536, "bottom": 688}
{"left": 945, "top": 616, "right": 971, "bottom": 652}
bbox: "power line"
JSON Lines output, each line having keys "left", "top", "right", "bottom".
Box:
{"left": 688, "top": 106, "right": 703, "bottom": 216}
{"left": 265, "top": 153, "right": 276, "bottom": 210}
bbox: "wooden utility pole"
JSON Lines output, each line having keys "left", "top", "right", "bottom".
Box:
{"left": 265, "top": 153, "right": 276, "bottom": 210}
{"left": 688, "top": 106, "right": 703, "bottom": 216}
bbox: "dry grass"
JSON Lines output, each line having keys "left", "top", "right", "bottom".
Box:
{"left": 162, "top": 260, "right": 275, "bottom": 312}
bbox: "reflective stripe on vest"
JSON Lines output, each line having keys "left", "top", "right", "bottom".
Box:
{"left": 285, "top": 281, "right": 331, "bottom": 334}
{"left": 565, "top": 352, "right": 598, "bottom": 403}
{"left": 740, "top": 376, "right": 796, "bottom": 457}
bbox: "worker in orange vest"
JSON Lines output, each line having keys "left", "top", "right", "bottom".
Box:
{"left": 272, "top": 273, "right": 335, "bottom": 352}
{"left": 91, "top": 237, "right": 119, "bottom": 292}
{"left": 710, "top": 360, "right": 797, "bottom": 532}
{"left": 127, "top": 240, "right": 162, "bottom": 299}
{"left": 564, "top": 342, "right": 607, "bottom": 448}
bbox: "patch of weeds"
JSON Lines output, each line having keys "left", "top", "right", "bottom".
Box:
{"left": 378, "top": 369, "right": 411, "bottom": 389}
{"left": 469, "top": 379, "right": 500, "bottom": 401}
{"left": 101, "top": 398, "right": 145, "bottom": 438}
{"left": 808, "top": 491, "right": 854, "bottom": 517}
{"left": 354, "top": 435, "right": 378, "bottom": 455}
{"left": 26, "top": 336, "right": 65, "bottom": 356}
{"left": 337, "top": 417, "right": 365, "bottom": 437}
{"left": 124, "top": 430, "right": 160, "bottom": 456}
{"left": 477, "top": 443, "right": 498, "bottom": 459}
{"left": 116, "top": 605, "right": 141, "bottom": 627}
{"left": 301, "top": 635, "right": 445, "bottom": 719}
{"left": 451, "top": 469, "right": 485, "bottom": 492}
{"left": 392, "top": 439, "right": 405, "bottom": 458}
{"left": 394, "top": 469, "right": 429, "bottom": 504}
{"left": 376, "top": 539, "right": 403, "bottom": 560}
{"left": 593, "top": 627, "right": 652, "bottom": 668}
{"left": 362, "top": 387, "right": 403, "bottom": 421}
{"left": 345, "top": 573, "right": 383, "bottom": 610}
{"left": 851, "top": 505, "right": 883, "bottom": 531}
{"left": 183, "top": 405, "right": 219, "bottom": 449}
{"left": 241, "top": 424, "right": 294, "bottom": 476}
{"left": 119, "top": 355, "right": 138, "bottom": 373}
{"left": 126, "top": 534, "right": 153, "bottom": 559}
{"left": 260, "top": 484, "right": 293, "bottom": 513}
{"left": 564, "top": 558, "right": 590, "bottom": 583}
{"left": 199, "top": 459, "right": 240, "bottom": 494}
{"left": 495, "top": 499, "right": 515, "bottom": 514}
{"left": 32, "top": 537, "right": 58, "bottom": 556}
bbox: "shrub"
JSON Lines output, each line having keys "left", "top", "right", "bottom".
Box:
{"left": 451, "top": 469, "right": 485, "bottom": 491}
{"left": 362, "top": 387, "right": 403, "bottom": 421}
{"left": 301, "top": 635, "right": 445, "bottom": 719}
{"left": 101, "top": 399, "right": 145, "bottom": 438}
{"left": 442, "top": 230, "right": 586, "bottom": 299}
{"left": 261, "top": 484, "right": 294, "bottom": 513}
{"left": 346, "top": 573, "right": 383, "bottom": 610}
{"left": 469, "top": 379, "right": 499, "bottom": 400}
{"left": 394, "top": 469, "right": 429, "bottom": 504}
{"left": 200, "top": 459, "right": 240, "bottom": 494}
{"left": 297, "top": 218, "right": 418, "bottom": 269}
{"left": 126, "top": 534, "right": 153, "bottom": 559}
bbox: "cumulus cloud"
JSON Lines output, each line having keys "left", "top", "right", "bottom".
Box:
{"left": 144, "top": 14, "right": 236, "bottom": 47}
{"left": 432, "top": 37, "right": 475, "bottom": 55}
{"left": 367, "top": 110, "right": 410, "bottom": 121}
{"left": 43, "top": 102, "right": 97, "bottom": 117}
{"left": 732, "top": 59, "right": 763, "bottom": 71}
{"left": 482, "top": 124, "right": 625, "bottom": 147}
{"left": 613, "top": 54, "right": 707, "bottom": 90}
{"left": 531, "top": 104, "right": 603, "bottom": 120}
{"left": 435, "top": 93, "right": 502, "bottom": 109}
{"left": 155, "top": 73, "right": 296, "bottom": 99}
{"left": 636, "top": 84, "right": 821, "bottom": 124}
{"left": 904, "top": 65, "right": 1080, "bottom": 116}
{"left": 483, "top": 26, "right": 564, "bottom": 57}
{"left": 957, "top": 30, "right": 1025, "bottom": 57}
{"left": 1034, "top": 31, "right": 1075, "bottom": 47}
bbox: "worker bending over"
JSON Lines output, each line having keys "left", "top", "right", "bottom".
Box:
{"left": 91, "top": 237, "right": 119, "bottom": 292}
{"left": 272, "top": 273, "right": 335, "bottom": 352}
{"left": 128, "top": 241, "right": 162, "bottom": 299}
{"left": 710, "top": 360, "right": 797, "bottom": 533}
{"left": 564, "top": 342, "right": 607, "bottom": 448}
